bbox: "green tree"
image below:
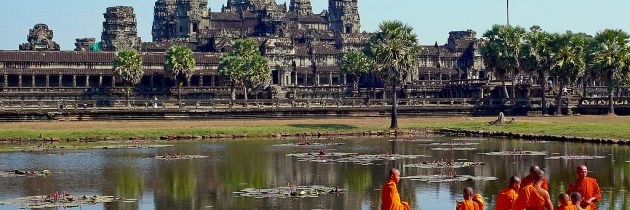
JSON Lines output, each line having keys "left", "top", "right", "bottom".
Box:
{"left": 481, "top": 24, "right": 526, "bottom": 99}
{"left": 520, "top": 26, "right": 552, "bottom": 115}
{"left": 218, "top": 39, "right": 271, "bottom": 100}
{"left": 365, "top": 20, "right": 421, "bottom": 129}
{"left": 341, "top": 51, "right": 372, "bottom": 94}
{"left": 113, "top": 49, "right": 144, "bottom": 107}
{"left": 549, "top": 32, "right": 587, "bottom": 115}
{"left": 593, "top": 29, "right": 630, "bottom": 115}
{"left": 164, "top": 45, "right": 196, "bottom": 102}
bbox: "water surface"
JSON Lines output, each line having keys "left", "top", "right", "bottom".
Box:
{"left": 0, "top": 136, "right": 629, "bottom": 209}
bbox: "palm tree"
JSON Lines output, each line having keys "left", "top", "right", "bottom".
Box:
{"left": 481, "top": 24, "right": 526, "bottom": 99}
{"left": 520, "top": 26, "right": 552, "bottom": 115}
{"left": 218, "top": 56, "right": 245, "bottom": 101}
{"left": 593, "top": 29, "right": 630, "bottom": 115}
{"left": 549, "top": 32, "right": 587, "bottom": 115}
{"left": 365, "top": 20, "right": 421, "bottom": 129}
{"left": 341, "top": 51, "right": 372, "bottom": 95}
{"left": 218, "top": 38, "right": 271, "bottom": 100}
{"left": 113, "top": 49, "right": 144, "bottom": 107}
{"left": 164, "top": 45, "right": 196, "bottom": 102}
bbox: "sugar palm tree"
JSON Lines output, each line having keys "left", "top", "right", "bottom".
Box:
{"left": 341, "top": 51, "right": 372, "bottom": 95}
{"left": 520, "top": 26, "right": 552, "bottom": 115}
{"left": 365, "top": 20, "right": 421, "bottom": 129}
{"left": 592, "top": 29, "right": 630, "bottom": 115}
{"left": 549, "top": 32, "right": 587, "bottom": 115}
{"left": 113, "top": 49, "right": 144, "bottom": 107}
{"left": 481, "top": 24, "right": 526, "bottom": 99}
{"left": 164, "top": 45, "right": 196, "bottom": 102}
{"left": 219, "top": 39, "right": 271, "bottom": 100}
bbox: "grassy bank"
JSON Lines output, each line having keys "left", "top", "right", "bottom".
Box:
{"left": 0, "top": 116, "right": 629, "bottom": 141}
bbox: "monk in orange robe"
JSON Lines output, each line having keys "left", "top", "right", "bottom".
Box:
{"left": 456, "top": 187, "right": 485, "bottom": 210}
{"left": 557, "top": 194, "right": 577, "bottom": 210}
{"left": 513, "top": 169, "right": 553, "bottom": 210}
{"left": 496, "top": 175, "right": 521, "bottom": 210}
{"left": 566, "top": 165, "right": 601, "bottom": 210}
{"left": 570, "top": 192, "right": 591, "bottom": 210}
{"left": 381, "top": 168, "right": 411, "bottom": 210}
{"left": 521, "top": 165, "right": 549, "bottom": 191}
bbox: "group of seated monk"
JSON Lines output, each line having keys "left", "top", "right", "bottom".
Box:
{"left": 380, "top": 165, "right": 601, "bottom": 210}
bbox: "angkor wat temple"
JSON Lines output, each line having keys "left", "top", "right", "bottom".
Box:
{"left": 0, "top": 0, "right": 491, "bottom": 106}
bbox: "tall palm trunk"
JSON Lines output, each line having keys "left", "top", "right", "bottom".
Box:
{"left": 502, "top": 79, "right": 510, "bottom": 99}
{"left": 511, "top": 74, "right": 517, "bottom": 99}
{"left": 177, "top": 81, "right": 182, "bottom": 101}
{"left": 556, "top": 82, "right": 564, "bottom": 115}
{"left": 126, "top": 87, "right": 131, "bottom": 107}
{"left": 608, "top": 70, "right": 615, "bottom": 115}
{"left": 539, "top": 72, "right": 547, "bottom": 115}
{"left": 243, "top": 87, "right": 248, "bottom": 100}
{"left": 390, "top": 82, "right": 398, "bottom": 129}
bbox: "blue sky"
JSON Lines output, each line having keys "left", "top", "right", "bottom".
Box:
{"left": 0, "top": 0, "right": 628, "bottom": 50}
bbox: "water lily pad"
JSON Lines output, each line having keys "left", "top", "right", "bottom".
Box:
{"left": 431, "top": 147, "right": 478, "bottom": 151}
{"left": 545, "top": 155, "right": 606, "bottom": 160}
{"left": 401, "top": 175, "right": 498, "bottom": 183}
{"left": 235, "top": 185, "right": 345, "bottom": 199}
{"left": 0, "top": 170, "right": 53, "bottom": 178}
{"left": 478, "top": 151, "right": 547, "bottom": 156}
{"left": 451, "top": 138, "right": 487, "bottom": 141}
{"left": 154, "top": 155, "right": 209, "bottom": 160}
{"left": 388, "top": 139, "right": 435, "bottom": 142}
{"left": 96, "top": 144, "right": 174, "bottom": 149}
{"left": 404, "top": 161, "right": 485, "bottom": 169}
{"left": 1, "top": 195, "right": 116, "bottom": 209}
{"left": 273, "top": 142, "right": 345, "bottom": 147}
{"left": 430, "top": 142, "right": 480, "bottom": 146}
{"left": 287, "top": 153, "right": 428, "bottom": 165}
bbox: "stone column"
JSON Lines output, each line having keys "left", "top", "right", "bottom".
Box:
{"left": 293, "top": 72, "right": 298, "bottom": 86}
{"left": 304, "top": 73, "right": 308, "bottom": 86}
{"left": 187, "top": 78, "right": 191, "bottom": 87}
{"left": 31, "top": 75, "right": 35, "bottom": 87}
{"left": 45, "top": 75, "right": 50, "bottom": 87}
{"left": 199, "top": 75, "right": 204, "bottom": 87}
{"left": 98, "top": 75, "right": 103, "bottom": 87}
{"left": 3, "top": 75, "right": 7, "bottom": 88}
{"left": 18, "top": 75, "right": 22, "bottom": 87}
{"left": 85, "top": 75, "right": 90, "bottom": 88}
{"left": 111, "top": 76, "right": 116, "bottom": 87}
{"left": 211, "top": 76, "right": 216, "bottom": 87}
{"left": 342, "top": 74, "right": 347, "bottom": 85}
{"left": 328, "top": 72, "right": 333, "bottom": 86}
{"left": 315, "top": 73, "right": 320, "bottom": 86}
{"left": 72, "top": 75, "right": 77, "bottom": 87}
{"left": 58, "top": 75, "right": 62, "bottom": 87}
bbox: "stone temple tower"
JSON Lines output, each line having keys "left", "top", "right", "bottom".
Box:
{"left": 328, "top": 0, "right": 361, "bottom": 33}
{"left": 152, "top": 0, "right": 177, "bottom": 41}
{"left": 290, "top": 0, "right": 313, "bottom": 15}
{"left": 175, "top": 0, "right": 210, "bottom": 41}
{"left": 101, "top": 6, "right": 141, "bottom": 51}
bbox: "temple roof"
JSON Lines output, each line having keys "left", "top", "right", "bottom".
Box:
{"left": 0, "top": 51, "right": 221, "bottom": 64}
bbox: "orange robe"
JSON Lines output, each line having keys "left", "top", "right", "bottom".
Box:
{"left": 566, "top": 177, "right": 601, "bottom": 210}
{"left": 521, "top": 174, "right": 549, "bottom": 191}
{"left": 496, "top": 188, "right": 518, "bottom": 210}
{"left": 381, "top": 179, "right": 411, "bottom": 210}
{"left": 456, "top": 194, "right": 485, "bottom": 210}
{"left": 513, "top": 185, "right": 546, "bottom": 210}
{"left": 558, "top": 202, "right": 577, "bottom": 210}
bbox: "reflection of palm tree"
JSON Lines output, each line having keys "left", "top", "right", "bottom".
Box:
{"left": 341, "top": 166, "right": 372, "bottom": 192}
{"left": 155, "top": 161, "right": 197, "bottom": 210}
{"left": 102, "top": 165, "right": 144, "bottom": 210}
{"left": 220, "top": 141, "right": 269, "bottom": 191}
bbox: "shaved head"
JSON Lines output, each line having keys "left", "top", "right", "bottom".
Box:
{"left": 571, "top": 192, "right": 583, "bottom": 202}
{"left": 559, "top": 193, "right": 570, "bottom": 205}
{"left": 534, "top": 169, "right": 545, "bottom": 182}
{"left": 388, "top": 168, "right": 401, "bottom": 183}
{"left": 509, "top": 175, "right": 521, "bottom": 185}
{"left": 530, "top": 165, "right": 541, "bottom": 173}
{"left": 463, "top": 187, "right": 474, "bottom": 200}
{"left": 576, "top": 165, "right": 588, "bottom": 179}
